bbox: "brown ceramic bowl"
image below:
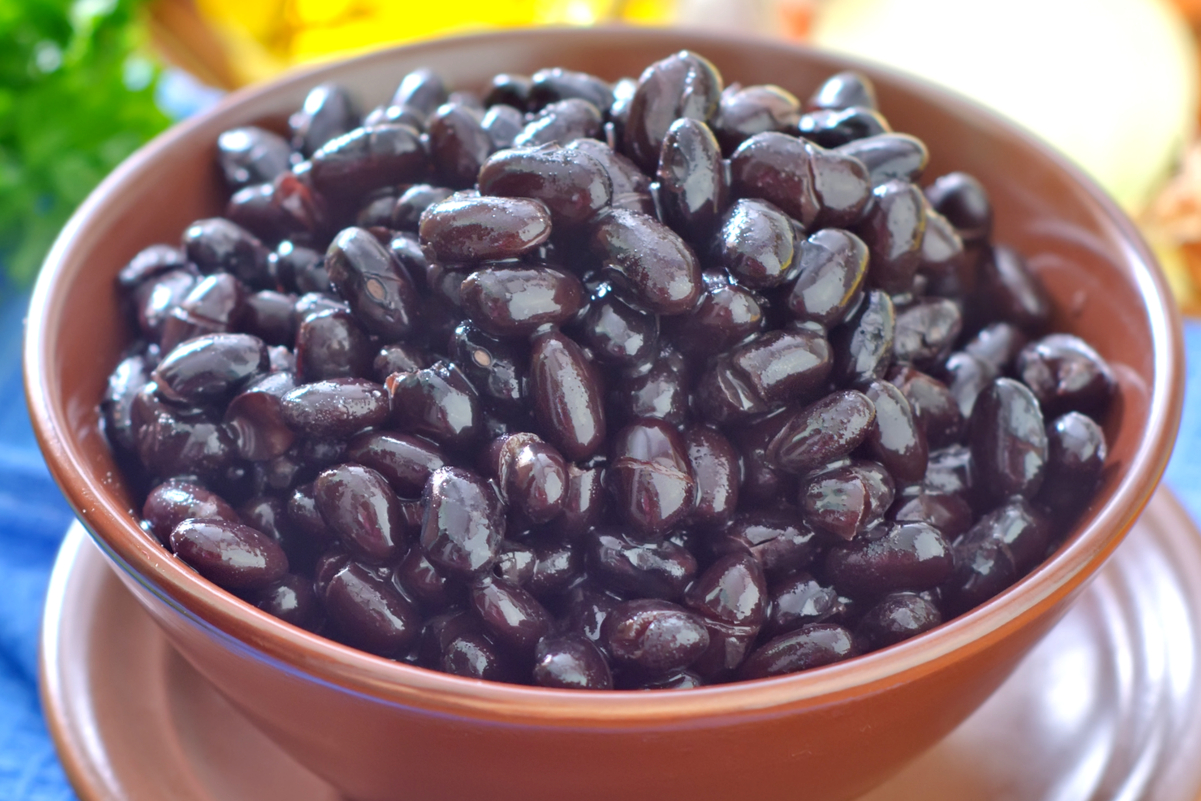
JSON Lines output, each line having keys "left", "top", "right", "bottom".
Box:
{"left": 26, "top": 26, "right": 1183, "bottom": 801}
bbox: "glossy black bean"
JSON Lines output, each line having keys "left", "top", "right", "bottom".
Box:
{"left": 426, "top": 103, "right": 490, "bottom": 188}
{"left": 118, "top": 244, "right": 187, "bottom": 290}
{"left": 280, "top": 377, "right": 388, "bottom": 439}
{"left": 470, "top": 574, "right": 553, "bottom": 652}
{"left": 240, "top": 290, "right": 295, "bottom": 346}
{"left": 421, "top": 467, "right": 505, "bottom": 577}
{"left": 461, "top": 266, "right": 584, "bottom": 337}
{"left": 859, "top": 378, "right": 928, "bottom": 484}
{"left": 969, "top": 378, "right": 1048, "bottom": 505}
{"left": 153, "top": 333, "right": 268, "bottom": 405}
{"left": 309, "top": 124, "right": 427, "bottom": 200}
{"left": 682, "top": 426, "right": 739, "bottom": 527}
{"left": 739, "top": 623, "right": 857, "bottom": 679}
{"left": 892, "top": 298, "right": 962, "bottom": 369}
{"left": 623, "top": 51, "right": 723, "bottom": 172}
{"left": 294, "top": 309, "right": 373, "bottom": 382}
{"left": 217, "top": 126, "right": 293, "bottom": 190}
{"left": 969, "top": 245, "right": 1052, "bottom": 334}
{"left": 325, "top": 561, "right": 420, "bottom": 656}
{"left": 270, "top": 241, "right": 327, "bottom": 294}
{"left": 965, "top": 323, "right": 1028, "bottom": 374}
{"left": 889, "top": 489, "right": 973, "bottom": 541}
{"left": 256, "top": 573, "right": 321, "bottom": 630}
{"left": 527, "top": 536, "right": 582, "bottom": 597}
{"left": 685, "top": 552, "right": 768, "bottom": 628}
{"left": 800, "top": 459, "right": 895, "bottom": 540}
{"left": 807, "top": 71, "right": 877, "bottom": 112}
{"left": 420, "top": 194, "right": 552, "bottom": 262}
{"left": 514, "top": 98, "right": 604, "bottom": 147}
{"left": 447, "top": 322, "right": 526, "bottom": 410}
{"left": 712, "top": 198, "right": 796, "bottom": 289}
{"left": 529, "top": 67, "right": 613, "bottom": 112}
{"left": 529, "top": 330, "right": 606, "bottom": 460}
{"left": 1016, "top": 334, "right": 1116, "bottom": 419}
{"left": 635, "top": 670, "right": 704, "bottom": 690}
{"left": 657, "top": 117, "right": 727, "bottom": 239}
{"left": 559, "top": 578, "right": 622, "bottom": 645}
{"left": 533, "top": 635, "right": 613, "bottom": 690}
{"left": 102, "top": 355, "right": 150, "bottom": 452}
{"left": 1038, "top": 412, "right": 1108, "bottom": 519}
{"left": 942, "top": 535, "right": 1018, "bottom": 616}
{"left": 373, "top": 344, "right": 428, "bottom": 383}
{"left": 958, "top": 497, "right": 1052, "bottom": 575}
{"left": 767, "top": 390, "right": 876, "bottom": 474}
{"left": 764, "top": 573, "right": 846, "bottom": 636}
{"left": 728, "top": 132, "right": 819, "bottom": 226}
{"left": 224, "top": 372, "right": 297, "bottom": 461}
{"left": 421, "top": 612, "right": 516, "bottom": 681}
{"left": 806, "top": 143, "right": 873, "bottom": 230}
{"left": 484, "top": 72, "right": 533, "bottom": 108}
{"left": 392, "top": 547, "right": 455, "bottom": 612}
{"left": 390, "top": 68, "right": 447, "bottom": 117}
{"left": 824, "top": 521, "right": 953, "bottom": 598}
{"left": 576, "top": 283, "right": 659, "bottom": 367}
{"left": 830, "top": 289, "right": 895, "bottom": 385}
{"left": 133, "top": 268, "right": 198, "bottom": 343}
{"left": 713, "top": 84, "right": 801, "bottom": 152}
{"left": 387, "top": 361, "right": 482, "bottom": 450}
{"left": 798, "top": 107, "right": 890, "bottom": 149}
{"left": 940, "top": 351, "right": 998, "bottom": 421}
{"left": 183, "top": 218, "right": 271, "bottom": 288}
{"left": 478, "top": 145, "right": 612, "bottom": 228}
{"left": 590, "top": 208, "right": 702, "bottom": 315}
{"left": 567, "top": 138, "right": 655, "bottom": 214}
{"left": 925, "top": 172, "right": 993, "bottom": 243}
{"left": 609, "top": 420, "right": 695, "bottom": 539}
{"left": 663, "top": 271, "right": 764, "bottom": 357}
{"left": 324, "top": 226, "right": 421, "bottom": 340}
{"left": 345, "top": 431, "right": 444, "bottom": 498}
{"left": 481, "top": 104, "right": 525, "bottom": 150}
{"left": 170, "top": 518, "right": 288, "bottom": 590}
{"left": 225, "top": 183, "right": 295, "bottom": 244}
{"left": 142, "top": 481, "right": 239, "bottom": 545}
{"left": 603, "top": 599, "right": 710, "bottom": 672}
{"left": 560, "top": 463, "right": 606, "bottom": 537}
{"left": 586, "top": 528, "right": 697, "bottom": 600}
{"left": 923, "top": 444, "right": 975, "bottom": 501}
{"left": 313, "top": 464, "right": 405, "bottom": 564}
{"left": 857, "top": 592, "right": 942, "bottom": 649}
{"left": 887, "top": 365, "right": 963, "bottom": 449}
{"left": 493, "top": 433, "right": 569, "bottom": 524}
{"left": 290, "top": 82, "right": 358, "bottom": 156}
{"left": 134, "top": 400, "right": 236, "bottom": 479}
{"left": 269, "top": 170, "right": 329, "bottom": 239}
{"left": 836, "top": 133, "right": 928, "bottom": 187}
{"left": 293, "top": 292, "right": 348, "bottom": 323}
{"left": 856, "top": 179, "right": 926, "bottom": 294}
{"left": 732, "top": 328, "right": 833, "bottom": 407}
{"left": 712, "top": 509, "right": 820, "bottom": 577}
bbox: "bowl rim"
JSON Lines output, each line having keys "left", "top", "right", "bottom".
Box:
{"left": 24, "top": 24, "right": 1185, "bottom": 722}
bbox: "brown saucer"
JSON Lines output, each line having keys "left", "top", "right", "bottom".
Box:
{"left": 41, "top": 489, "right": 1201, "bottom": 801}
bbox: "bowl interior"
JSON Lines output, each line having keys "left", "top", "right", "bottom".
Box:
{"left": 25, "top": 27, "right": 1181, "bottom": 713}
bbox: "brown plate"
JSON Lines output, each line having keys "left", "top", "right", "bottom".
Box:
{"left": 40, "top": 488, "right": 1201, "bottom": 801}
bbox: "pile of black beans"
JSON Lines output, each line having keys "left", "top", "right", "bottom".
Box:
{"left": 101, "top": 51, "right": 1114, "bottom": 690}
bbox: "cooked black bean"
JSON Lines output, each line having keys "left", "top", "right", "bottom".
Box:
{"left": 957, "top": 497, "right": 1052, "bottom": 575}
{"left": 603, "top": 599, "right": 710, "bottom": 672}
{"left": 684, "top": 426, "right": 740, "bottom": 527}
{"left": 925, "top": 172, "right": 993, "bottom": 243}
{"left": 612, "top": 345, "right": 691, "bottom": 427}
{"left": 800, "top": 459, "right": 894, "bottom": 540}
{"left": 857, "top": 592, "right": 942, "bottom": 649}
{"left": 807, "top": 71, "right": 877, "bottom": 111}
{"left": 170, "top": 518, "right": 288, "bottom": 590}
{"left": 729, "top": 132, "right": 819, "bottom": 226}
{"left": 970, "top": 245, "right": 1051, "bottom": 334}
{"left": 609, "top": 420, "right": 695, "bottom": 539}
{"left": 1038, "top": 412, "right": 1108, "bottom": 519}
{"left": 889, "top": 489, "right": 973, "bottom": 540}
{"left": 859, "top": 378, "right": 929, "bottom": 484}
{"left": 830, "top": 289, "right": 895, "bottom": 385}
{"left": 529, "top": 330, "right": 606, "bottom": 460}
{"left": 530, "top": 67, "right": 613, "bottom": 111}
{"left": 923, "top": 444, "right": 976, "bottom": 502}
{"left": 857, "top": 179, "right": 926, "bottom": 294}
{"left": 392, "top": 547, "right": 455, "bottom": 612}
{"left": 1016, "top": 334, "right": 1116, "bottom": 419}
{"left": 514, "top": 98, "right": 603, "bottom": 147}
{"left": 294, "top": 309, "right": 373, "bottom": 382}
{"left": 183, "top": 218, "right": 271, "bottom": 288}
{"left": 712, "top": 198, "right": 796, "bottom": 289}
{"left": 560, "top": 463, "right": 606, "bottom": 537}
{"left": 256, "top": 573, "right": 320, "bottom": 630}
{"left": 470, "top": 574, "right": 552, "bottom": 652}
{"left": 325, "top": 227, "right": 421, "bottom": 340}
{"left": 714, "top": 84, "right": 801, "bottom": 152}
{"left": 420, "top": 194, "right": 552, "bottom": 262}
{"left": 808, "top": 142, "right": 874, "bottom": 229}
{"left": 836, "top": 133, "right": 928, "bottom": 187}
{"left": 577, "top": 283, "right": 659, "bottom": 366}
{"left": 533, "top": 635, "right": 613, "bottom": 690}
{"left": 481, "top": 104, "right": 526, "bottom": 150}
{"left": 824, "top": 521, "right": 953, "bottom": 598}
{"left": 143, "top": 481, "right": 240, "bottom": 545}
{"left": 663, "top": 271, "right": 764, "bottom": 356}
{"left": 281, "top": 377, "right": 389, "bottom": 439}
{"left": 568, "top": 138, "right": 655, "bottom": 214}
{"left": 421, "top": 467, "right": 505, "bottom": 577}
{"left": 964, "top": 322, "right": 1028, "bottom": 373}
{"left": 591, "top": 208, "right": 702, "bottom": 315}
{"left": 428, "top": 103, "right": 491, "bottom": 188}
{"left": 887, "top": 364, "right": 963, "bottom": 449}
{"left": 154, "top": 333, "right": 268, "bottom": 405}
{"left": 134, "top": 267, "right": 199, "bottom": 343}
{"left": 102, "top": 354, "right": 150, "bottom": 452}
{"left": 310, "top": 124, "right": 427, "bottom": 199}
{"left": 586, "top": 528, "right": 697, "bottom": 599}
{"left": 623, "top": 51, "right": 723, "bottom": 172}
{"left": 314, "top": 464, "right": 405, "bottom": 564}
{"left": 290, "top": 82, "right": 358, "bottom": 156}
{"left": 447, "top": 321, "right": 526, "bottom": 410}
{"left": 485, "top": 73, "right": 533, "bottom": 109}
{"left": 224, "top": 371, "right": 297, "bottom": 461}
{"left": 461, "top": 266, "right": 584, "bottom": 337}
{"left": 764, "top": 573, "right": 846, "bottom": 636}
{"left": 387, "top": 361, "right": 482, "bottom": 450}
{"left": 940, "top": 351, "right": 998, "bottom": 420}
{"left": 217, "top": 126, "right": 294, "bottom": 190}
{"left": 798, "top": 107, "right": 890, "bottom": 149}
{"left": 941, "top": 536, "right": 1019, "bottom": 617}
{"left": 478, "top": 145, "right": 612, "bottom": 227}
{"left": 892, "top": 298, "right": 962, "bottom": 369}
{"left": 969, "top": 378, "right": 1048, "bottom": 505}
{"left": 345, "top": 431, "right": 444, "bottom": 498}
{"left": 134, "top": 399, "right": 236, "bottom": 479}
{"left": 657, "top": 117, "right": 727, "bottom": 239}
{"left": 739, "top": 623, "right": 857, "bottom": 680}
{"left": 767, "top": 390, "right": 876, "bottom": 474}
{"left": 492, "top": 433, "right": 569, "bottom": 524}
{"left": 712, "top": 509, "right": 820, "bottom": 577}
{"left": 325, "top": 561, "right": 421, "bottom": 656}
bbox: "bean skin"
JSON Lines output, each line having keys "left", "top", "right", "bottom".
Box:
{"left": 657, "top": 117, "right": 727, "bottom": 239}
{"left": 315, "top": 464, "right": 405, "bottom": 564}
{"left": 729, "top": 132, "right": 820, "bottom": 226}
{"left": 712, "top": 509, "right": 820, "bottom": 577}
{"left": 965, "top": 323, "right": 1028, "bottom": 374}
{"left": 889, "top": 489, "right": 973, "bottom": 541}
{"left": 609, "top": 420, "right": 696, "bottom": 539}
{"left": 767, "top": 390, "right": 877, "bottom": 474}
{"left": 663, "top": 271, "right": 764, "bottom": 357}
{"left": 567, "top": 139, "right": 655, "bottom": 214}
{"left": 836, "top": 133, "right": 928, "bottom": 187}
{"left": 611, "top": 345, "right": 691, "bottom": 427}
{"left": 857, "top": 592, "right": 942, "bottom": 649}
{"left": 856, "top": 179, "right": 926, "bottom": 294}
{"left": 102, "top": 355, "right": 150, "bottom": 452}
{"left": 830, "top": 289, "right": 895, "bottom": 385}
{"left": 294, "top": 309, "right": 373, "bottom": 382}
{"left": 800, "top": 460, "right": 895, "bottom": 540}
{"left": 888, "top": 364, "right": 964, "bottom": 449}
{"left": 823, "top": 522, "right": 953, "bottom": 598}
{"left": 470, "top": 574, "right": 553, "bottom": 652}
{"left": 533, "top": 635, "right": 613, "bottom": 690}
{"left": 940, "top": 351, "right": 998, "bottom": 421}
{"left": 807, "top": 71, "right": 877, "bottom": 111}
{"left": 493, "top": 433, "right": 569, "bottom": 524}
{"left": 153, "top": 333, "right": 268, "bottom": 405}
{"left": 560, "top": 463, "right": 606, "bottom": 537}
{"left": 684, "top": 426, "right": 740, "bottom": 527}
{"left": 798, "top": 107, "right": 890, "bottom": 149}
{"left": 1016, "top": 334, "right": 1116, "bottom": 419}
{"left": 391, "top": 68, "right": 448, "bottom": 116}
{"left": 806, "top": 143, "right": 874, "bottom": 229}
{"left": 713, "top": 84, "right": 801, "bottom": 153}
{"left": 460, "top": 266, "right": 584, "bottom": 337}
{"left": 956, "top": 497, "right": 1052, "bottom": 575}
{"left": 346, "top": 431, "right": 445, "bottom": 498}
{"left": 420, "top": 467, "right": 506, "bottom": 577}
{"left": 739, "top": 623, "right": 858, "bottom": 680}
{"left": 623, "top": 51, "right": 723, "bottom": 172}
{"left": 590, "top": 208, "right": 702, "bottom": 315}
{"left": 923, "top": 444, "right": 976, "bottom": 503}
{"left": 603, "top": 599, "right": 711, "bottom": 673}
{"left": 310, "top": 124, "right": 428, "bottom": 199}
{"left": 485, "top": 73, "right": 533, "bottom": 109}
{"left": 392, "top": 548, "right": 456, "bottom": 612}
{"left": 858, "top": 379, "right": 929, "bottom": 485}
{"left": 529, "top": 67, "right": 613, "bottom": 112}
{"left": 764, "top": 573, "right": 847, "bottom": 637}
{"left": 787, "top": 228, "right": 869, "bottom": 327}
{"left": 170, "top": 518, "right": 288, "bottom": 591}
{"left": 134, "top": 268, "right": 199, "bottom": 344}
{"left": 892, "top": 298, "right": 962, "bottom": 370}
{"left": 420, "top": 611, "right": 516, "bottom": 682}
{"left": 133, "top": 397, "right": 236, "bottom": 479}
{"left": 969, "top": 378, "right": 1049, "bottom": 506}
{"left": 224, "top": 372, "right": 297, "bottom": 461}
{"left": 712, "top": 198, "right": 797, "bottom": 289}
{"left": 448, "top": 322, "right": 527, "bottom": 411}
{"left": 217, "top": 126, "right": 293, "bottom": 190}
{"left": 730, "top": 328, "right": 833, "bottom": 407}
{"left": 685, "top": 552, "right": 767, "bottom": 627}
{"left": 143, "top": 481, "right": 240, "bottom": 545}
{"left": 529, "top": 330, "right": 606, "bottom": 461}
{"left": 290, "top": 82, "right": 358, "bottom": 156}
{"left": 325, "top": 227, "right": 420, "bottom": 340}
{"left": 325, "top": 561, "right": 421, "bottom": 656}
{"left": 419, "top": 194, "right": 553, "bottom": 263}
{"left": 387, "top": 361, "right": 483, "bottom": 451}
{"left": 255, "top": 573, "right": 321, "bottom": 631}
{"left": 576, "top": 283, "right": 660, "bottom": 367}
{"left": 1037, "top": 412, "right": 1108, "bottom": 519}
{"left": 513, "top": 98, "right": 603, "bottom": 147}
{"left": 586, "top": 528, "right": 698, "bottom": 599}
{"left": 478, "top": 145, "right": 613, "bottom": 228}
{"left": 428, "top": 103, "right": 492, "bottom": 188}
{"left": 281, "top": 377, "right": 389, "bottom": 440}
{"left": 941, "top": 536, "right": 1019, "bottom": 617}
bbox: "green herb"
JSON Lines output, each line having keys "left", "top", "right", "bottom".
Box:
{"left": 0, "top": 0, "right": 170, "bottom": 284}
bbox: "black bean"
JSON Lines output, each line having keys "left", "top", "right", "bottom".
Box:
{"left": 824, "top": 522, "right": 953, "bottom": 598}
{"left": 294, "top": 309, "right": 373, "bottom": 382}
{"left": 461, "top": 266, "right": 584, "bottom": 337}
{"left": 684, "top": 426, "right": 740, "bottom": 527}
{"left": 858, "top": 378, "right": 928, "bottom": 484}
{"left": 586, "top": 528, "right": 697, "bottom": 599}
{"left": 420, "top": 467, "right": 505, "bottom": 577}
{"left": 767, "top": 389, "right": 876, "bottom": 474}
{"left": 729, "top": 132, "right": 819, "bottom": 226}
{"left": 609, "top": 420, "right": 695, "bottom": 539}
{"left": 290, "top": 82, "right": 358, "bottom": 156}
{"left": 217, "top": 126, "right": 294, "bottom": 190}
{"left": 256, "top": 573, "right": 321, "bottom": 630}
{"left": 807, "top": 71, "right": 877, "bottom": 112}
{"left": 529, "top": 330, "right": 606, "bottom": 461}
{"left": 314, "top": 464, "right": 405, "bottom": 563}
{"left": 969, "top": 378, "right": 1048, "bottom": 505}
{"left": 764, "top": 573, "right": 846, "bottom": 636}
{"left": 712, "top": 198, "right": 797, "bottom": 289}
{"left": 310, "top": 124, "right": 427, "bottom": 199}
{"left": 892, "top": 298, "right": 962, "bottom": 369}
{"left": 590, "top": 208, "right": 702, "bottom": 315}
{"left": 143, "top": 481, "right": 240, "bottom": 545}
{"left": 623, "top": 51, "right": 723, "bottom": 172}
{"left": 836, "top": 133, "right": 928, "bottom": 187}
{"left": 576, "top": 283, "right": 660, "bottom": 367}
{"left": 1037, "top": 412, "right": 1108, "bottom": 519}
{"left": 224, "top": 371, "right": 297, "bottom": 461}
{"left": 325, "top": 227, "right": 421, "bottom": 340}
{"left": 420, "top": 194, "right": 552, "bottom": 262}
{"left": 713, "top": 84, "right": 802, "bottom": 153}
{"left": 857, "top": 592, "right": 942, "bottom": 649}
{"left": 889, "top": 489, "right": 973, "bottom": 541}
{"left": 478, "top": 145, "right": 613, "bottom": 228}
{"left": 470, "top": 574, "right": 553, "bottom": 652}
{"left": 856, "top": 179, "right": 926, "bottom": 294}
{"left": 712, "top": 509, "right": 820, "bottom": 577}
{"left": 447, "top": 322, "right": 527, "bottom": 410}
{"left": 957, "top": 497, "right": 1052, "bottom": 575}
{"left": 830, "top": 289, "right": 895, "bottom": 384}
{"left": 798, "top": 107, "right": 890, "bottom": 149}
{"left": 514, "top": 98, "right": 603, "bottom": 147}
{"left": 154, "top": 333, "right": 268, "bottom": 405}
{"left": 969, "top": 245, "right": 1051, "bottom": 334}
{"left": 428, "top": 103, "right": 491, "bottom": 188}
{"left": 325, "top": 561, "right": 420, "bottom": 656}
{"left": 925, "top": 172, "right": 993, "bottom": 243}
{"left": 533, "top": 635, "right": 613, "bottom": 690}
{"left": 657, "top": 117, "right": 727, "bottom": 239}
{"left": 603, "top": 599, "right": 710, "bottom": 672}
{"left": 387, "top": 361, "right": 483, "bottom": 450}
{"left": 800, "top": 460, "right": 895, "bottom": 540}
{"left": 739, "top": 623, "right": 858, "bottom": 680}
{"left": 1016, "top": 334, "right": 1116, "bottom": 419}
{"left": 663, "top": 271, "right": 764, "bottom": 357}
{"left": 281, "top": 377, "right": 389, "bottom": 439}
{"left": 170, "top": 518, "right": 288, "bottom": 590}
{"left": 183, "top": 218, "right": 271, "bottom": 289}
